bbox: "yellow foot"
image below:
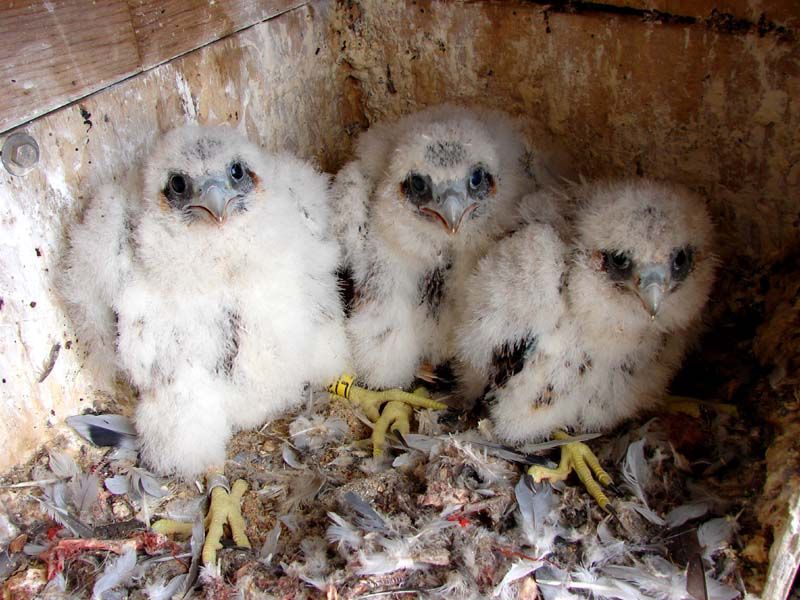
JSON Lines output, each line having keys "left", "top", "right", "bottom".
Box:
{"left": 328, "top": 374, "right": 447, "bottom": 457}
{"left": 528, "top": 431, "right": 614, "bottom": 511}
{"left": 152, "top": 475, "right": 251, "bottom": 565}
{"left": 665, "top": 395, "right": 739, "bottom": 419}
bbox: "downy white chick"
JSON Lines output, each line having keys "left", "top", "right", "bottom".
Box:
{"left": 328, "top": 104, "right": 558, "bottom": 454}
{"left": 456, "top": 180, "right": 715, "bottom": 507}
{"left": 61, "top": 124, "right": 348, "bottom": 561}
{"left": 332, "top": 104, "right": 550, "bottom": 391}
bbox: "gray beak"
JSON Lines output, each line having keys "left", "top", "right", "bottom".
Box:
{"left": 637, "top": 265, "right": 668, "bottom": 318}
{"left": 422, "top": 182, "right": 478, "bottom": 234}
{"left": 191, "top": 177, "right": 237, "bottom": 224}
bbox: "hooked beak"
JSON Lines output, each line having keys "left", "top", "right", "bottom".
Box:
{"left": 637, "top": 265, "right": 668, "bottom": 319}
{"left": 190, "top": 178, "right": 237, "bottom": 224}
{"left": 421, "top": 185, "right": 478, "bottom": 234}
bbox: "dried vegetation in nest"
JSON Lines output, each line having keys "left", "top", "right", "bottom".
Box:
{"left": 1, "top": 259, "right": 798, "bottom": 599}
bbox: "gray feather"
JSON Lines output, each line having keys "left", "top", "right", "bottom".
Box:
{"left": 343, "top": 491, "right": 389, "bottom": 533}
{"left": 31, "top": 495, "right": 93, "bottom": 538}
{"left": 67, "top": 414, "right": 138, "bottom": 450}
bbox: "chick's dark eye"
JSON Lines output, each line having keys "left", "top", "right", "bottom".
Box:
{"left": 410, "top": 175, "right": 427, "bottom": 194}
{"left": 602, "top": 250, "right": 633, "bottom": 280}
{"left": 229, "top": 162, "right": 244, "bottom": 181}
{"left": 169, "top": 174, "right": 187, "bottom": 195}
{"left": 610, "top": 252, "right": 630, "bottom": 269}
{"left": 469, "top": 167, "right": 484, "bottom": 189}
{"left": 670, "top": 246, "right": 694, "bottom": 281}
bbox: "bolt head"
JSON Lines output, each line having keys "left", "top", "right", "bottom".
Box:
{"left": 12, "top": 143, "right": 37, "bottom": 168}
{"left": 2, "top": 132, "right": 39, "bottom": 176}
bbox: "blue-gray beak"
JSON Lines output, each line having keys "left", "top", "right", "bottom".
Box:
{"left": 190, "top": 177, "right": 237, "bottom": 224}
{"left": 421, "top": 180, "right": 477, "bottom": 234}
{"left": 637, "top": 264, "right": 668, "bottom": 318}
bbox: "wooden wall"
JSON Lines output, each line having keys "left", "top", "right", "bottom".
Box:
{"left": 0, "top": 0, "right": 309, "bottom": 133}
{"left": 0, "top": 1, "right": 798, "bottom": 596}
{"left": 0, "top": 0, "right": 357, "bottom": 480}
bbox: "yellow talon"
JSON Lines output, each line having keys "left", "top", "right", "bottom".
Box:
{"left": 372, "top": 401, "right": 413, "bottom": 457}
{"left": 203, "top": 479, "right": 251, "bottom": 564}
{"left": 151, "top": 519, "right": 193, "bottom": 537}
{"left": 528, "top": 431, "right": 613, "bottom": 510}
{"left": 328, "top": 374, "right": 447, "bottom": 456}
{"left": 152, "top": 476, "right": 251, "bottom": 565}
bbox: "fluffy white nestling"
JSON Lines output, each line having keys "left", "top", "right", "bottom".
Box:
{"left": 456, "top": 180, "right": 715, "bottom": 442}
{"left": 331, "top": 104, "right": 555, "bottom": 390}
{"left": 61, "top": 125, "right": 348, "bottom": 478}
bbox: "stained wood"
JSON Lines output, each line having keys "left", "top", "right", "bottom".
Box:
{"left": 0, "top": 0, "right": 141, "bottom": 133}
{"left": 128, "top": 0, "right": 310, "bottom": 69}
{"left": 0, "top": 0, "right": 310, "bottom": 134}
{"left": 593, "top": 0, "right": 799, "bottom": 29}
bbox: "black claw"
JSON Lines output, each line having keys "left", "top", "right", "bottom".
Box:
{"left": 394, "top": 431, "right": 410, "bottom": 448}
{"left": 606, "top": 482, "right": 624, "bottom": 497}
{"left": 605, "top": 503, "right": 622, "bottom": 524}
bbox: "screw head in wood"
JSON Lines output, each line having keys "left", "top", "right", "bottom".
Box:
{"left": 2, "top": 132, "right": 39, "bottom": 176}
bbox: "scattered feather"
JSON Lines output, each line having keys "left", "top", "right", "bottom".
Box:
{"left": 619, "top": 500, "right": 667, "bottom": 526}
{"left": 144, "top": 574, "right": 186, "bottom": 600}
{"left": 282, "top": 470, "right": 326, "bottom": 512}
{"left": 105, "top": 475, "right": 131, "bottom": 496}
{"left": 282, "top": 443, "right": 304, "bottom": 469}
{"left": 31, "top": 495, "right": 92, "bottom": 538}
{"left": 182, "top": 516, "right": 205, "bottom": 596}
{"left": 69, "top": 473, "right": 101, "bottom": 521}
{"left": 259, "top": 522, "right": 282, "bottom": 566}
{"left": 48, "top": 451, "right": 80, "bottom": 480}
{"left": 603, "top": 556, "right": 740, "bottom": 600}
{"left": 621, "top": 439, "right": 651, "bottom": 504}
{"left": 92, "top": 546, "right": 138, "bottom": 599}
{"left": 698, "top": 518, "right": 735, "bottom": 560}
{"left": 392, "top": 452, "right": 421, "bottom": 469}
{"left": 493, "top": 559, "right": 543, "bottom": 598}
{"left": 666, "top": 502, "right": 711, "bottom": 529}
{"left": 279, "top": 514, "right": 299, "bottom": 533}
{"left": 390, "top": 433, "right": 438, "bottom": 454}
{"left": 66, "top": 414, "right": 138, "bottom": 450}
{"left": 37, "top": 343, "right": 61, "bottom": 383}
{"left": 111, "top": 467, "right": 169, "bottom": 500}
{"left": 289, "top": 415, "right": 348, "bottom": 451}
{"left": 515, "top": 475, "right": 556, "bottom": 543}
{"left": 343, "top": 492, "right": 389, "bottom": 533}
{"left": 326, "top": 512, "right": 362, "bottom": 551}
{"left": 356, "top": 542, "right": 426, "bottom": 576}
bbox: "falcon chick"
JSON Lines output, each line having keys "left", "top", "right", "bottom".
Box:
{"left": 456, "top": 180, "right": 715, "bottom": 507}
{"left": 61, "top": 124, "right": 348, "bottom": 561}
{"left": 329, "top": 105, "right": 551, "bottom": 453}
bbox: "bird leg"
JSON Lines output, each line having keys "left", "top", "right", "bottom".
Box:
{"left": 528, "top": 431, "right": 615, "bottom": 511}
{"left": 328, "top": 374, "right": 447, "bottom": 457}
{"left": 152, "top": 471, "right": 251, "bottom": 565}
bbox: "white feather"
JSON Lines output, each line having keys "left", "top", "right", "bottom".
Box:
{"left": 665, "top": 501, "right": 711, "bottom": 529}
{"left": 493, "top": 560, "right": 543, "bottom": 598}
{"left": 92, "top": 547, "right": 138, "bottom": 599}
{"left": 698, "top": 517, "right": 736, "bottom": 561}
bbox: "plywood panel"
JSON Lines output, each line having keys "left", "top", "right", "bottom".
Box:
{"left": 0, "top": 1, "right": 352, "bottom": 475}
{"left": 128, "top": 0, "right": 310, "bottom": 69}
{"left": 0, "top": 0, "right": 141, "bottom": 133}
{"left": 335, "top": 0, "right": 800, "bottom": 264}
{"left": 0, "top": 0, "right": 312, "bottom": 134}
{"left": 599, "top": 0, "right": 799, "bottom": 29}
